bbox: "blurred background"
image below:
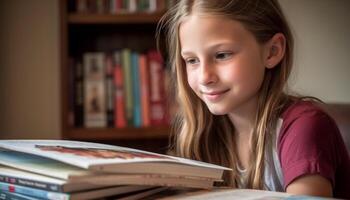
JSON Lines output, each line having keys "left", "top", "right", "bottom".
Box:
{"left": 0, "top": 0, "right": 349, "bottom": 147}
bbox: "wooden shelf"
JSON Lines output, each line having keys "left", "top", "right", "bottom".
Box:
{"left": 68, "top": 12, "right": 165, "bottom": 24}
{"left": 63, "top": 126, "right": 170, "bottom": 140}
{"left": 60, "top": 0, "right": 171, "bottom": 148}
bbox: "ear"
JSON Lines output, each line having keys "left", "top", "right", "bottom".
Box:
{"left": 264, "top": 33, "right": 286, "bottom": 69}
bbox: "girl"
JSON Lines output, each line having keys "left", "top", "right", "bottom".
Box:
{"left": 157, "top": 0, "right": 350, "bottom": 198}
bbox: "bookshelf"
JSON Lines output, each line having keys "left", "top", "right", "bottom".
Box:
{"left": 59, "top": 0, "right": 172, "bottom": 147}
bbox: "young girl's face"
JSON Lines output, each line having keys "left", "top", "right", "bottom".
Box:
{"left": 179, "top": 14, "right": 268, "bottom": 115}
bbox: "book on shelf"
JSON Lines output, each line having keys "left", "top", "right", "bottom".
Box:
{"left": 75, "top": 0, "right": 175, "bottom": 15}
{"left": 113, "top": 51, "right": 127, "bottom": 128}
{"left": 83, "top": 52, "right": 107, "bottom": 128}
{"left": 148, "top": 50, "right": 168, "bottom": 125}
{"left": 105, "top": 55, "right": 115, "bottom": 127}
{"left": 71, "top": 49, "right": 169, "bottom": 128}
{"left": 0, "top": 140, "right": 230, "bottom": 199}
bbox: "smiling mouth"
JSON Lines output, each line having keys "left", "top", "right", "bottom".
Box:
{"left": 201, "top": 89, "right": 230, "bottom": 101}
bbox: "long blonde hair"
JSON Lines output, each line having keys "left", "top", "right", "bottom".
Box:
{"left": 157, "top": 0, "right": 294, "bottom": 189}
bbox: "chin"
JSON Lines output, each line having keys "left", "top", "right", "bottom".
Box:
{"left": 207, "top": 106, "right": 229, "bottom": 116}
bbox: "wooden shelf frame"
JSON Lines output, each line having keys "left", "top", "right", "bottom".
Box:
{"left": 59, "top": 0, "right": 171, "bottom": 141}
{"left": 68, "top": 12, "right": 165, "bottom": 24}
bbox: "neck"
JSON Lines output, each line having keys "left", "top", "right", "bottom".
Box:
{"left": 228, "top": 96, "right": 259, "bottom": 137}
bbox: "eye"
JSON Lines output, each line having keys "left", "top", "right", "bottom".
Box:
{"left": 184, "top": 57, "right": 200, "bottom": 65}
{"left": 215, "top": 52, "right": 233, "bottom": 60}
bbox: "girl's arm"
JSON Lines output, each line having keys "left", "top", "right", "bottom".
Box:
{"left": 286, "top": 174, "right": 332, "bottom": 197}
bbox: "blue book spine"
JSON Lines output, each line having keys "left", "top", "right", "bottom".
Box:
{"left": 0, "top": 182, "right": 69, "bottom": 200}
{"left": 0, "top": 190, "right": 41, "bottom": 200}
{"left": 131, "top": 52, "right": 142, "bottom": 127}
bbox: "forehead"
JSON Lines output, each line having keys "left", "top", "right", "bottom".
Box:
{"left": 179, "top": 14, "right": 254, "bottom": 46}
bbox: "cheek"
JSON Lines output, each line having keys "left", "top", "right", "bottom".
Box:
{"left": 222, "top": 59, "right": 265, "bottom": 89}
{"left": 186, "top": 70, "right": 198, "bottom": 91}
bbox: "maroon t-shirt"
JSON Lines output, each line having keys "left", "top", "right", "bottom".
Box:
{"left": 278, "top": 101, "right": 350, "bottom": 199}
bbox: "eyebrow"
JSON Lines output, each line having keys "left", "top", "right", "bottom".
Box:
{"left": 181, "top": 42, "right": 238, "bottom": 57}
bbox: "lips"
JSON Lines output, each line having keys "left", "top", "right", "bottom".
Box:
{"left": 201, "top": 89, "right": 230, "bottom": 101}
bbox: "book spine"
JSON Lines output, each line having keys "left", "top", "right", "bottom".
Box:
{"left": 131, "top": 52, "right": 142, "bottom": 127}
{"left": 0, "top": 174, "right": 64, "bottom": 193}
{"left": 113, "top": 51, "right": 127, "bottom": 128}
{"left": 148, "top": 0, "right": 157, "bottom": 12}
{"left": 128, "top": 0, "right": 137, "bottom": 12}
{"left": 68, "top": 58, "right": 75, "bottom": 127}
{"left": 83, "top": 52, "right": 107, "bottom": 128}
{"left": 148, "top": 50, "right": 166, "bottom": 125}
{"left": 0, "top": 190, "right": 38, "bottom": 200}
{"left": 121, "top": 49, "right": 133, "bottom": 126}
{"left": 139, "top": 54, "right": 151, "bottom": 126}
{"left": 0, "top": 182, "right": 69, "bottom": 200}
{"left": 74, "top": 61, "right": 84, "bottom": 127}
{"left": 76, "top": 0, "right": 89, "bottom": 13}
{"left": 105, "top": 55, "right": 115, "bottom": 127}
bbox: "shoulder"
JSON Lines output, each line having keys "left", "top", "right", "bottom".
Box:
{"left": 279, "top": 100, "right": 338, "bottom": 143}
{"left": 277, "top": 100, "right": 342, "bottom": 189}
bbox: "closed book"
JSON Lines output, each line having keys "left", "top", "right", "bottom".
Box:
{"left": 0, "top": 190, "right": 38, "bottom": 200}
{"left": 0, "top": 181, "right": 150, "bottom": 200}
{"left": 139, "top": 54, "right": 151, "bottom": 127}
{"left": 74, "top": 61, "right": 84, "bottom": 127}
{"left": 0, "top": 140, "right": 230, "bottom": 182}
{"left": 83, "top": 52, "right": 107, "bottom": 128}
{"left": 121, "top": 49, "right": 133, "bottom": 126}
{"left": 148, "top": 50, "right": 167, "bottom": 126}
{"left": 105, "top": 55, "right": 115, "bottom": 127}
{"left": 131, "top": 52, "right": 142, "bottom": 127}
{"left": 113, "top": 51, "right": 126, "bottom": 128}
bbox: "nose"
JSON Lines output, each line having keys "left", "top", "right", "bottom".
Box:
{"left": 198, "top": 61, "right": 217, "bottom": 85}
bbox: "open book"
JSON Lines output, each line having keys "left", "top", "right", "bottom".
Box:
{"left": 0, "top": 140, "right": 231, "bottom": 199}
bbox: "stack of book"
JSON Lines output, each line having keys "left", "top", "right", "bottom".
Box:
{"left": 0, "top": 140, "right": 230, "bottom": 200}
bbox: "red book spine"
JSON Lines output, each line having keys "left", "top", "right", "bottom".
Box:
{"left": 114, "top": 52, "right": 126, "bottom": 128}
{"left": 148, "top": 50, "right": 166, "bottom": 126}
{"left": 139, "top": 54, "right": 151, "bottom": 126}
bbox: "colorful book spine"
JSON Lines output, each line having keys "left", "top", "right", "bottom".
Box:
{"left": 139, "top": 54, "right": 151, "bottom": 127}
{"left": 113, "top": 51, "right": 127, "bottom": 128}
{"left": 0, "top": 174, "right": 63, "bottom": 193}
{"left": 121, "top": 49, "right": 133, "bottom": 126}
{"left": 148, "top": 50, "right": 166, "bottom": 125}
{"left": 113, "top": 52, "right": 126, "bottom": 128}
{"left": 0, "top": 182, "right": 69, "bottom": 200}
{"left": 0, "top": 190, "right": 38, "bottom": 200}
{"left": 131, "top": 52, "right": 142, "bottom": 127}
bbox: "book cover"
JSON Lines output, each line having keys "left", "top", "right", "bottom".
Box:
{"left": 0, "top": 165, "right": 106, "bottom": 193}
{"left": 0, "top": 181, "right": 151, "bottom": 200}
{"left": 0, "top": 190, "right": 38, "bottom": 200}
{"left": 0, "top": 162, "right": 215, "bottom": 191}
{"left": 0, "top": 140, "right": 230, "bottom": 180}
